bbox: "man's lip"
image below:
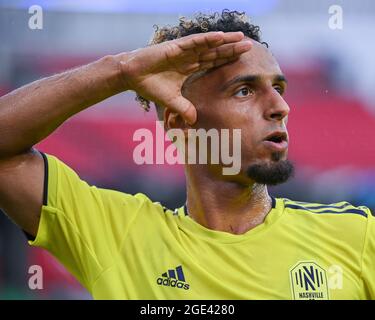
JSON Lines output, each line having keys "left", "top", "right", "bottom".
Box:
{"left": 263, "top": 131, "right": 288, "bottom": 143}
{"left": 262, "top": 140, "right": 289, "bottom": 152}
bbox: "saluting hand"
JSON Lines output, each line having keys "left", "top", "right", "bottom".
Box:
{"left": 117, "top": 31, "right": 252, "bottom": 125}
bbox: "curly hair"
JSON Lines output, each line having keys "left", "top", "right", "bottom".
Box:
{"left": 135, "top": 10, "right": 267, "bottom": 117}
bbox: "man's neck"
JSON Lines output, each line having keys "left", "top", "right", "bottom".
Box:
{"left": 185, "top": 167, "right": 273, "bottom": 235}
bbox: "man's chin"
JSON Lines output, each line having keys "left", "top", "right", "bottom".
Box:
{"left": 246, "top": 158, "right": 294, "bottom": 186}
{"left": 270, "top": 150, "right": 288, "bottom": 162}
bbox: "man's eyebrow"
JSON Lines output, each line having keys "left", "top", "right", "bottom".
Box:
{"left": 275, "top": 74, "right": 288, "bottom": 84}
{"left": 221, "top": 74, "right": 288, "bottom": 91}
{"left": 221, "top": 75, "right": 259, "bottom": 91}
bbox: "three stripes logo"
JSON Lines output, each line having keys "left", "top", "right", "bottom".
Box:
{"left": 156, "top": 265, "right": 190, "bottom": 290}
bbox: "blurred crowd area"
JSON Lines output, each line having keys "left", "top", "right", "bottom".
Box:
{"left": 0, "top": 0, "right": 374, "bottom": 299}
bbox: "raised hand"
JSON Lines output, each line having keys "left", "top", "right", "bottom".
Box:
{"left": 117, "top": 31, "right": 252, "bottom": 124}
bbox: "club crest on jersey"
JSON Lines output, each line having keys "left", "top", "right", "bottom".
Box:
{"left": 289, "top": 261, "right": 329, "bottom": 300}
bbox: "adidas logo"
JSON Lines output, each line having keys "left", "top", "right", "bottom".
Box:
{"left": 156, "top": 265, "right": 190, "bottom": 290}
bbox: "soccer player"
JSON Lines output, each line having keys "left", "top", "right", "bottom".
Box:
{"left": 0, "top": 11, "right": 374, "bottom": 300}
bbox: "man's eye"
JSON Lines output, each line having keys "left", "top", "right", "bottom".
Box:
{"left": 234, "top": 87, "right": 253, "bottom": 97}
{"left": 274, "top": 86, "right": 284, "bottom": 95}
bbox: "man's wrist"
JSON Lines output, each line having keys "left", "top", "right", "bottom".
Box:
{"left": 110, "top": 52, "right": 134, "bottom": 93}
{"left": 97, "top": 53, "right": 131, "bottom": 96}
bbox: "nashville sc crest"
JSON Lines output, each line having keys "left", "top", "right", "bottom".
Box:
{"left": 289, "top": 261, "right": 329, "bottom": 300}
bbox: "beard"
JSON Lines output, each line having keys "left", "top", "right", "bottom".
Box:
{"left": 246, "top": 152, "right": 295, "bottom": 185}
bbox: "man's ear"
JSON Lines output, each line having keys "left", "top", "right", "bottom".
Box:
{"left": 163, "top": 108, "right": 190, "bottom": 133}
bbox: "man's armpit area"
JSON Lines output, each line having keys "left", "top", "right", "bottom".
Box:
{"left": 0, "top": 149, "right": 45, "bottom": 237}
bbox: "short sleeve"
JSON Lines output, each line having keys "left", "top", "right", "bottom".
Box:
{"left": 361, "top": 209, "right": 375, "bottom": 298}
{"left": 29, "top": 152, "right": 151, "bottom": 291}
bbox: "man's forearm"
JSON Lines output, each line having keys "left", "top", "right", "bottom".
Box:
{"left": 0, "top": 54, "right": 126, "bottom": 158}
{"left": 0, "top": 31, "right": 249, "bottom": 159}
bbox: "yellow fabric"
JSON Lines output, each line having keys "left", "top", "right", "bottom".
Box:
{"left": 29, "top": 154, "right": 375, "bottom": 300}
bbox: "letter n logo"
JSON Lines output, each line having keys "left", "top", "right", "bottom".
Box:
{"left": 289, "top": 261, "right": 329, "bottom": 300}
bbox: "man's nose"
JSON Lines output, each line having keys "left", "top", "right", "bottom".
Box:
{"left": 264, "top": 90, "right": 290, "bottom": 122}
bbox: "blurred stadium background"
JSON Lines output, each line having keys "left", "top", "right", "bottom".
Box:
{"left": 0, "top": 0, "right": 374, "bottom": 299}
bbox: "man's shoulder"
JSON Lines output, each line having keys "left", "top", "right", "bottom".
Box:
{"left": 279, "top": 198, "right": 373, "bottom": 248}
{"left": 280, "top": 197, "right": 373, "bottom": 220}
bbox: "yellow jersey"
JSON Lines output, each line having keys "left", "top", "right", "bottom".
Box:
{"left": 29, "top": 153, "right": 375, "bottom": 300}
